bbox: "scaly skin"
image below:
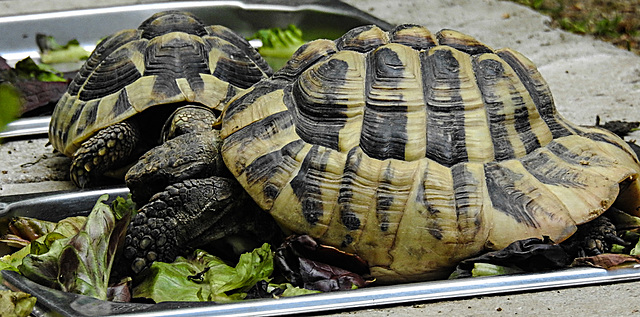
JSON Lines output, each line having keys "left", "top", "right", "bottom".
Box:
{"left": 561, "top": 214, "right": 627, "bottom": 257}
{"left": 125, "top": 130, "right": 226, "bottom": 203}
{"left": 160, "top": 105, "right": 219, "bottom": 142}
{"left": 70, "top": 121, "right": 141, "bottom": 188}
{"left": 122, "top": 176, "right": 282, "bottom": 274}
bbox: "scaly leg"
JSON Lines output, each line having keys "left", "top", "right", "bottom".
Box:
{"left": 70, "top": 121, "right": 140, "bottom": 187}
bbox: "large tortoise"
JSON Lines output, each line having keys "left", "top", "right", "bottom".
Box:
{"left": 48, "top": 11, "right": 272, "bottom": 188}
{"left": 124, "top": 23, "right": 640, "bottom": 283}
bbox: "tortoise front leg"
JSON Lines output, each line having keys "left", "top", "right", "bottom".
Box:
{"left": 70, "top": 120, "right": 141, "bottom": 188}
{"left": 122, "top": 176, "right": 282, "bottom": 275}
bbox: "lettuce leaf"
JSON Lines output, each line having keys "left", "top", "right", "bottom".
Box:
{"left": 0, "top": 83, "right": 21, "bottom": 134}
{"left": 248, "top": 25, "right": 306, "bottom": 70}
{"left": 18, "top": 194, "right": 131, "bottom": 300}
{"left": 36, "top": 34, "right": 90, "bottom": 64}
{"left": 0, "top": 216, "right": 86, "bottom": 272}
{"left": 0, "top": 290, "right": 36, "bottom": 317}
{"left": 133, "top": 243, "right": 274, "bottom": 303}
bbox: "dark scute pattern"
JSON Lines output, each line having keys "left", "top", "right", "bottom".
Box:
{"left": 335, "top": 25, "right": 387, "bottom": 53}
{"left": 520, "top": 150, "right": 586, "bottom": 188}
{"left": 513, "top": 101, "right": 542, "bottom": 154}
{"left": 293, "top": 59, "right": 349, "bottom": 152}
{"left": 452, "top": 164, "right": 482, "bottom": 240}
{"left": 78, "top": 46, "right": 143, "bottom": 101}
{"left": 224, "top": 110, "right": 295, "bottom": 175}
{"left": 274, "top": 41, "right": 336, "bottom": 81}
{"left": 436, "top": 30, "right": 493, "bottom": 55}
{"left": 474, "top": 58, "right": 516, "bottom": 161}
{"left": 68, "top": 29, "right": 141, "bottom": 96}
{"left": 415, "top": 167, "right": 444, "bottom": 240}
{"left": 360, "top": 47, "right": 409, "bottom": 160}
{"left": 206, "top": 26, "right": 273, "bottom": 76}
{"left": 290, "top": 145, "right": 325, "bottom": 225}
{"left": 139, "top": 11, "right": 207, "bottom": 40}
{"left": 244, "top": 139, "right": 306, "bottom": 201}
{"left": 478, "top": 56, "right": 542, "bottom": 157}
{"left": 497, "top": 50, "right": 575, "bottom": 139}
{"left": 422, "top": 49, "right": 469, "bottom": 166}
{"left": 83, "top": 100, "right": 99, "bottom": 128}
{"left": 224, "top": 80, "right": 287, "bottom": 122}
{"left": 339, "top": 148, "right": 362, "bottom": 231}
{"left": 389, "top": 24, "right": 436, "bottom": 51}
{"left": 376, "top": 165, "right": 395, "bottom": 232}
{"left": 484, "top": 163, "right": 539, "bottom": 228}
{"left": 208, "top": 38, "right": 270, "bottom": 89}
{"left": 113, "top": 89, "right": 131, "bottom": 118}
{"left": 144, "top": 36, "right": 210, "bottom": 94}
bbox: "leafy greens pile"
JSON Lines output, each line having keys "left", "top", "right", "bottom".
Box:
{"left": 249, "top": 24, "right": 307, "bottom": 70}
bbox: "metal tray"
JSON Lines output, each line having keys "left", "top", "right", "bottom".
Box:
{"left": 3, "top": 2, "right": 640, "bottom": 317}
{"left": 0, "top": 0, "right": 393, "bottom": 140}
{"left": 3, "top": 188, "right": 640, "bottom": 317}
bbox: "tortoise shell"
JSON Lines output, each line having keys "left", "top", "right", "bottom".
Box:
{"left": 49, "top": 11, "right": 271, "bottom": 157}
{"left": 220, "top": 24, "right": 640, "bottom": 283}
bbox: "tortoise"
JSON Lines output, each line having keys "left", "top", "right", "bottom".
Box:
{"left": 48, "top": 11, "right": 272, "bottom": 188}
{"left": 123, "top": 23, "right": 640, "bottom": 283}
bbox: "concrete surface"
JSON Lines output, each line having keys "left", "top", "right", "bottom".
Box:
{"left": 2, "top": 0, "right": 640, "bottom": 316}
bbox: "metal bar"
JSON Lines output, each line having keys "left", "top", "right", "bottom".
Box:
{"left": 0, "top": 117, "right": 50, "bottom": 139}
{"left": 120, "top": 266, "right": 640, "bottom": 316}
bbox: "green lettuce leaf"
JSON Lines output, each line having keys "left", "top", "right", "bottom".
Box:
{"left": 249, "top": 25, "right": 307, "bottom": 70}
{"left": 271, "top": 283, "right": 320, "bottom": 297}
{"left": 36, "top": 34, "right": 90, "bottom": 64}
{"left": 0, "top": 290, "right": 36, "bottom": 317}
{"left": 133, "top": 243, "right": 274, "bottom": 303}
{"left": 14, "top": 57, "right": 65, "bottom": 82}
{"left": 18, "top": 194, "right": 131, "bottom": 300}
{"left": 0, "top": 83, "right": 21, "bottom": 134}
{"left": 0, "top": 216, "right": 86, "bottom": 272}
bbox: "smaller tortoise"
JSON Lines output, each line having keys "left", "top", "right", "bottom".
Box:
{"left": 124, "top": 24, "right": 640, "bottom": 283}
{"left": 48, "top": 11, "right": 272, "bottom": 187}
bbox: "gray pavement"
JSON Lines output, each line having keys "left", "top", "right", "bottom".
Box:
{"left": 2, "top": 0, "right": 640, "bottom": 316}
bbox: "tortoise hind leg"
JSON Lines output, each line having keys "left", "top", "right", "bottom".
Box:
{"left": 70, "top": 120, "right": 141, "bottom": 188}
{"left": 561, "top": 214, "right": 627, "bottom": 257}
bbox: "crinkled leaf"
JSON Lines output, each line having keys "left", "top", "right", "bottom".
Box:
{"left": 450, "top": 237, "right": 572, "bottom": 279}
{"left": 133, "top": 244, "right": 274, "bottom": 303}
{"left": 279, "top": 283, "right": 321, "bottom": 297}
{"left": 6, "top": 217, "right": 57, "bottom": 242}
{"left": 608, "top": 207, "right": 640, "bottom": 230}
{"left": 470, "top": 262, "right": 524, "bottom": 277}
{"left": 36, "top": 34, "right": 90, "bottom": 64}
{"left": 0, "top": 56, "right": 68, "bottom": 116}
{"left": 572, "top": 253, "right": 640, "bottom": 269}
{"left": 0, "top": 216, "right": 85, "bottom": 272}
{"left": 0, "top": 290, "right": 36, "bottom": 317}
{"left": 245, "top": 280, "right": 320, "bottom": 299}
{"left": 275, "top": 235, "right": 372, "bottom": 291}
{"left": 249, "top": 25, "right": 306, "bottom": 70}
{"left": 107, "top": 277, "right": 132, "bottom": 302}
{"left": 14, "top": 57, "right": 65, "bottom": 82}
{"left": 0, "top": 255, "right": 21, "bottom": 272}
{"left": 18, "top": 194, "right": 131, "bottom": 300}
{"left": 111, "top": 194, "right": 137, "bottom": 220}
